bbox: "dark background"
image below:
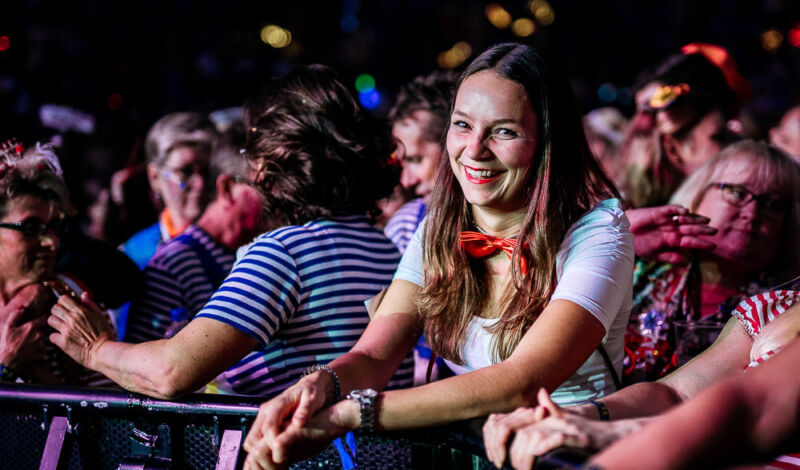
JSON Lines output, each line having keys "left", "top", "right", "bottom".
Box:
{"left": 1, "top": 0, "right": 799, "bottom": 220}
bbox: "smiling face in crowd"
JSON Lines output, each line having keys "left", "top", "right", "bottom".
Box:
{"left": 446, "top": 71, "right": 539, "bottom": 218}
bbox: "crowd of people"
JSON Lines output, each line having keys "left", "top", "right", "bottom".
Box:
{"left": 0, "top": 40, "right": 798, "bottom": 469}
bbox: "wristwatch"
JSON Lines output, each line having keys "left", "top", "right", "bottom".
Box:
{"left": 347, "top": 388, "right": 379, "bottom": 432}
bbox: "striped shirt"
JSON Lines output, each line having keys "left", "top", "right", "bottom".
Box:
{"left": 126, "top": 225, "right": 234, "bottom": 342}
{"left": 384, "top": 198, "right": 427, "bottom": 253}
{"left": 195, "top": 214, "right": 414, "bottom": 397}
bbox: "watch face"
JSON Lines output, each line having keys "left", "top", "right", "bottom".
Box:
{"left": 362, "top": 388, "right": 378, "bottom": 398}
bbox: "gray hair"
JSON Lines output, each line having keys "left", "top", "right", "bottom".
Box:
{"left": 144, "top": 112, "right": 217, "bottom": 167}
{"left": 0, "top": 142, "right": 70, "bottom": 218}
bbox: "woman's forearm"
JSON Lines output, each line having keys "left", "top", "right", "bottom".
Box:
{"left": 592, "top": 381, "right": 685, "bottom": 420}
{"left": 329, "top": 358, "right": 552, "bottom": 432}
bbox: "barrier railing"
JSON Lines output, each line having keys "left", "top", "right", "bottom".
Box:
{"left": 0, "top": 383, "right": 511, "bottom": 469}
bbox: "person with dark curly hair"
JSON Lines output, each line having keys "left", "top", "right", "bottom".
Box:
{"left": 47, "top": 65, "right": 412, "bottom": 398}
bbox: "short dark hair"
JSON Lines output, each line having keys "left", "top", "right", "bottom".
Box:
{"left": 388, "top": 71, "right": 457, "bottom": 143}
{"left": 243, "top": 65, "right": 398, "bottom": 225}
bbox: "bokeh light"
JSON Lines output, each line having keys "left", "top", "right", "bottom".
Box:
{"left": 534, "top": 4, "right": 555, "bottom": 25}
{"left": 359, "top": 89, "right": 381, "bottom": 109}
{"left": 597, "top": 83, "right": 617, "bottom": 103}
{"left": 761, "top": 29, "right": 783, "bottom": 52}
{"left": 260, "top": 25, "right": 292, "bottom": 48}
{"left": 341, "top": 14, "right": 359, "bottom": 33}
{"left": 355, "top": 74, "right": 376, "bottom": 93}
{"left": 511, "top": 18, "right": 536, "bottom": 37}
{"left": 788, "top": 24, "right": 800, "bottom": 48}
{"left": 485, "top": 4, "right": 512, "bottom": 29}
{"left": 0, "top": 36, "right": 9, "bottom": 52}
{"left": 107, "top": 93, "right": 123, "bottom": 110}
{"left": 437, "top": 41, "right": 472, "bottom": 69}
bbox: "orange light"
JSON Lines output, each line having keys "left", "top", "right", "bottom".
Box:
{"left": 534, "top": 4, "right": 555, "bottom": 26}
{"left": 0, "top": 36, "right": 9, "bottom": 52}
{"left": 437, "top": 41, "right": 472, "bottom": 69}
{"left": 485, "top": 4, "right": 512, "bottom": 29}
{"left": 761, "top": 29, "right": 783, "bottom": 52}
{"left": 512, "top": 18, "right": 536, "bottom": 37}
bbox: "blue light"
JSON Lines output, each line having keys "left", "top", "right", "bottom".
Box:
{"left": 597, "top": 83, "right": 617, "bottom": 103}
{"left": 340, "top": 14, "right": 359, "bottom": 34}
{"left": 359, "top": 89, "right": 381, "bottom": 109}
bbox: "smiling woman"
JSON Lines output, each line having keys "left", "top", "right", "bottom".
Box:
{"left": 240, "top": 43, "right": 634, "bottom": 470}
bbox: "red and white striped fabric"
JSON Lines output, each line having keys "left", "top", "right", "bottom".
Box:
{"left": 732, "top": 289, "right": 800, "bottom": 469}
{"left": 733, "top": 290, "right": 800, "bottom": 338}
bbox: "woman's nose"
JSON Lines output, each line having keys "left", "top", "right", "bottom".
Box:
{"left": 40, "top": 231, "right": 58, "bottom": 249}
{"left": 463, "top": 133, "right": 490, "bottom": 160}
{"left": 400, "top": 167, "right": 419, "bottom": 190}
{"left": 738, "top": 198, "right": 760, "bottom": 220}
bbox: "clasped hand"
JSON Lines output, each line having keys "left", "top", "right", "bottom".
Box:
{"left": 242, "top": 372, "right": 355, "bottom": 469}
{"left": 483, "top": 388, "right": 628, "bottom": 470}
{"left": 47, "top": 291, "right": 115, "bottom": 370}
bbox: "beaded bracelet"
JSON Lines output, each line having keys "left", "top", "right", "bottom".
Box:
{"left": 302, "top": 364, "right": 341, "bottom": 403}
{"left": 589, "top": 400, "right": 610, "bottom": 421}
{"left": 0, "top": 363, "right": 18, "bottom": 382}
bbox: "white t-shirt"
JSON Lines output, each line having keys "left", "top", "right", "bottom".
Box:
{"left": 394, "top": 198, "right": 634, "bottom": 405}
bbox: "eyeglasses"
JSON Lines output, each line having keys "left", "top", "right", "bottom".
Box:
{"left": 159, "top": 165, "right": 209, "bottom": 191}
{"left": 708, "top": 182, "right": 788, "bottom": 220}
{"left": 231, "top": 174, "right": 254, "bottom": 186}
{"left": 0, "top": 219, "right": 64, "bottom": 238}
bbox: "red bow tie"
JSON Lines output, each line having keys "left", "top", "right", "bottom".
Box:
{"left": 459, "top": 231, "right": 528, "bottom": 275}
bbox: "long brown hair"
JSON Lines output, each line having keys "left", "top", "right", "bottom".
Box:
{"left": 418, "top": 43, "right": 618, "bottom": 364}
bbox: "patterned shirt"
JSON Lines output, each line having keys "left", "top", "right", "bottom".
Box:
{"left": 195, "top": 215, "right": 413, "bottom": 397}
{"left": 384, "top": 198, "right": 427, "bottom": 254}
{"left": 126, "top": 225, "right": 234, "bottom": 342}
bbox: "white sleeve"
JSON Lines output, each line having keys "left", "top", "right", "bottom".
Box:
{"left": 392, "top": 219, "right": 425, "bottom": 287}
{"left": 551, "top": 199, "right": 634, "bottom": 334}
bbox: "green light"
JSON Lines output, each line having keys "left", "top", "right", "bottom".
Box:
{"left": 355, "top": 74, "right": 375, "bottom": 93}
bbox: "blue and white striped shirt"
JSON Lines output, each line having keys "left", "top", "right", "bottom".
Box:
{"left": 195, "top": 214, "right": 414, "bottom": 397}
{"left": 384, "top": 198, "right": 427, "bottom": 254}
{"left": 126, "top": 225, "right": 234, "bottom": 342}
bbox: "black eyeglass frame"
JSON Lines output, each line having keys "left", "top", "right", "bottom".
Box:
{"left": 0, "top": 219, "right": 64, "bottom": 238}
{"left": 706, "top": 182, "right": 788, "bottom": 220}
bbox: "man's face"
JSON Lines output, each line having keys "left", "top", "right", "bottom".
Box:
{"left": 392, "top": 110, "right": 443, "bottom": 201}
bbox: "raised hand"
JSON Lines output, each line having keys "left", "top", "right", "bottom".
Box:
{"left": 627, "top": 205, "right": 716, "bottom": 264}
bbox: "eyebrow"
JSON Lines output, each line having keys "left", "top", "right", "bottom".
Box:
{"left": 451, "top": 110, "right": 521, "bottom": 126}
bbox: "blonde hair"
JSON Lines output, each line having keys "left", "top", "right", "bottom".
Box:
{"left": 669, "top": 140, "right": 800, "bottom": 277}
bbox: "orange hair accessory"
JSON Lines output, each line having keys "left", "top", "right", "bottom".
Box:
{"left": 648, "top": 83, "right": 691, "bottom": 110}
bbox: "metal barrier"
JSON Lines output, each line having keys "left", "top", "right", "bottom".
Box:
{"left": 0, "top": 383, "right": 509, "bottom": 470}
